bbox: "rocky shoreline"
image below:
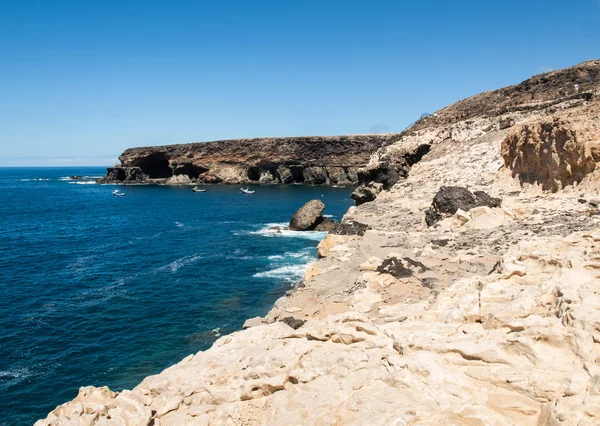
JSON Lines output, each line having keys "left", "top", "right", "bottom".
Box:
{"left": 38, "top": 60, "right": 600, "bottom": 425}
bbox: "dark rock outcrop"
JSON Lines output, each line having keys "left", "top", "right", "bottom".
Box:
{"left": 350, "top": 185, "right": 381, "bottom": 206}
{"left": 314, "top": 218, "right": 337, "bottom": 232}
{"left": 101, "top": 134, "right": 401, "bottom": 185}
{"left": 351, "top": 144, "right": 432, "bottom": 206}
{"left": 357, "top": 160, "right": 408, "bottom": 190}
{"left": 98, "top": 167, "right": 146, "bottom": 184}
{"left": 425, "top": 187, "right": 502, "bottom": 227}
{"left": 281, "top": 317, "right": 306, "bottom": 330}
{"left": 289, "top": 200, "right": 326, "bottom": 231}
{"left": 376, "top": 257, "right": 429, "bottom": 278}
{"left": 329, "top": 220, "right": 370, "bottom": 236}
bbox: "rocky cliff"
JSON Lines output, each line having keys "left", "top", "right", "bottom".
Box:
{"left": 39, "top": 60, "right": 600, "bottom": 425}
{"left": 99, "top": 135, "right": 402, "bottom": 185}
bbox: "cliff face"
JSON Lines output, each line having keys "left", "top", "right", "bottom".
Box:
{"left": 100, "top": 135, "right": 402, "bottom": 185}
{"left": 39, "top": 60, "right": 600, "bottom": 425}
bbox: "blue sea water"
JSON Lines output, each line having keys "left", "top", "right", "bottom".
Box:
{"left": 0, "top": 167, "right": 354, "bottom": 425}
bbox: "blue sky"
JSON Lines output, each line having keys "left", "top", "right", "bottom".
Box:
{"left": 0, "top": 0, "right": 598, "bottom": 166}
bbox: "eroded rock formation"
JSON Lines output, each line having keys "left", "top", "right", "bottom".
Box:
{"left": 502, "top": 101, "right": 600, "bottom": 192}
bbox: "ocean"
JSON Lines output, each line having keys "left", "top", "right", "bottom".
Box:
{"left": 0, "top": 167, "right": 354, "bottom": 425}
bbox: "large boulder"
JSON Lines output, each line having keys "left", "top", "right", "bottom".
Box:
{"left": 289, "top": 200, "right": 325, "bottom": 231}
{"left": 425, "top": 186, "right": 501, "bottom": 227}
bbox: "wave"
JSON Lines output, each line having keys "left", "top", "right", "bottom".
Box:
{"left": 267, "top": 247, "right": 314, "bottom": 261}
{"left": 21, "top": 178, "right": 49, "bottom": 182}
{"left": 256, "top": 247, "right": 315, "bottom": 283}
{"left": 0, "top": 368, "right": 33, "bottom": 390}
{"left": 236, "top": 223, "right": 327, "bottom": 241}
{"left": 175, "top": 222, "right": 184, "bottom": 228}
{"left": 68, "top": 181, "right": 97, "bottom": 185}
{"left": 253, "top": 263, "right": 309, "bottom": 282}
{"left": 155, "top": 254, "right": 203, "bottom": 273}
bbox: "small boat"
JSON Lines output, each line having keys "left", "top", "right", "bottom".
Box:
{"left": 112, "top": 189, "right": 126, "bottom": 197}
{"left": 241, "top": 187, "right": 255, "bottom": 194}
{"left": 192, "top": 187, "right": 206, "bottom": 192}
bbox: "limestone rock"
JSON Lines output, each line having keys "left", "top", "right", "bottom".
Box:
{"left": 502, "top": 101, "right": 600, "bottom": 192}
{"left": 165, "top": 174, "right": 192, "bottom": 185}
{"left": 243, "top": 317, "right": 264, "bottom": 329}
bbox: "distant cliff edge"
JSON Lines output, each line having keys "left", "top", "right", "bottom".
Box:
{"left": 99, "top": 135, "right": 402, "bottom": 186}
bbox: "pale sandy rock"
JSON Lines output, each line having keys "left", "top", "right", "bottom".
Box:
{"left": 502, "top": 101, "right": 600, "bottom": 192}
{"left": 165, "top": 174, "right": 192, "bottom": 185}
{"left": 359, "top": 256, "right": 383, "bottom": 271}
{"left": 317, "top": 234, "right": 352, "bottom": 258}
{"left": 242, "top": 316, "right": 264, "bottom": 329}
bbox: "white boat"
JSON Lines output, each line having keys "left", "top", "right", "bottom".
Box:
{"left": 241, "top": 187, "right": 255, "bottom": 194}
{"left": 192, "top": 187, "right": 206, "bottom": 192}
{"left": 112, "top": 189, "right": 126, "bottom": 197}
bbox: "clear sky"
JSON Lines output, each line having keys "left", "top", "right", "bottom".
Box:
{"left": 0, "top": 0, "right": 598, "bottom": 166}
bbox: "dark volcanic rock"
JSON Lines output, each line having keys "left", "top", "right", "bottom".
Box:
{"left": 281, "top": 317, "right": 306, "bottom": 330}
{"left": 289, "top": 200, "right": 325, "bottom": 231}
{"left": 425, "top": 186, "right": 502, "bottom": 227}
{"left": 98, "top": 167, "right": 146, "bottom": 183}
{"left": 329, "top": 221, "right": 370, "bottom": 236}
{"left": 357, "top": 160, "right": 409, "bottom": 190}
{"left": 473, "top": 191, "right": 502, "bottom": 209}
{"left": 314, "top": 218, "right": 337, "bottom": 232}
{"left": 376, "top": 257, "right": 429, "bottom": 278}
{"left": 350, "top": 185, "right": 380, "bottom": 206}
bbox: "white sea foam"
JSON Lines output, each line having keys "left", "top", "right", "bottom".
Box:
{"left": 68, "top": 181, "right": 97, "bottom": 185}
{"left": 175, "top": 222, "right": 184, "bottom": 228}
{"left": 243, "top": 223, "right": 327, "bottom": 241}
{"left": 0, "top": 368, "right": 33, "bottom": 390}
{"left": 156, "top": 254, "right": 203, "bottom": 273}
{"left": 267, "top": 248, "right": 314, "bottom": 261}
{"left": 253, "top": 263, "right": 309, "bottom": 281}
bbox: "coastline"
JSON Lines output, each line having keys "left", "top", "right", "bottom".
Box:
{"left": 36, "top": 61, "right": 600, "bottom": 425}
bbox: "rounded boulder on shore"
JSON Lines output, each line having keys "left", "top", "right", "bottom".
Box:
{"left": 289, "top": 200, "right": 325, "bottom": 231}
